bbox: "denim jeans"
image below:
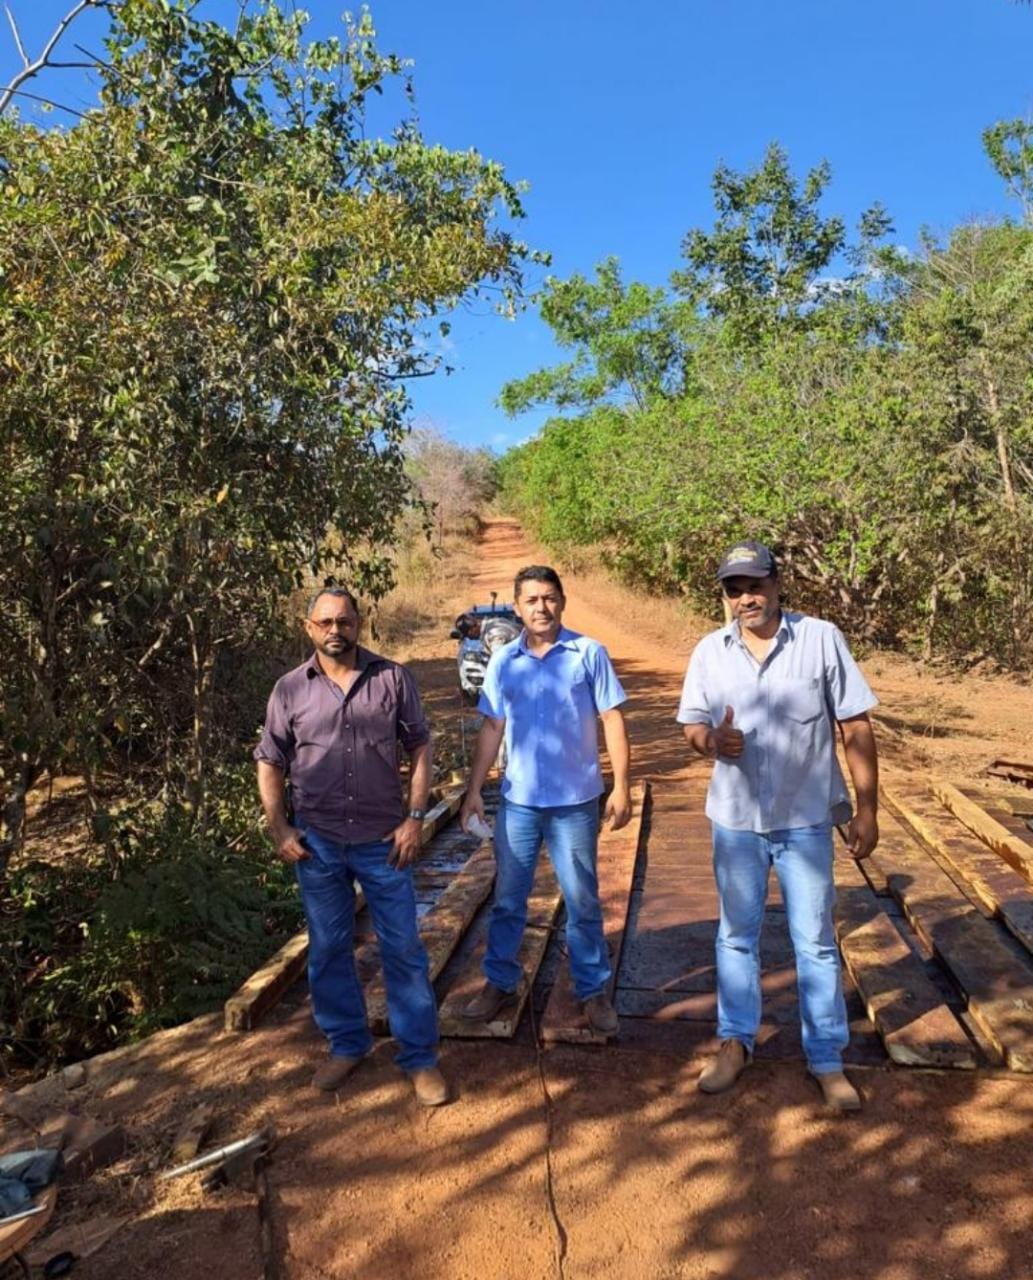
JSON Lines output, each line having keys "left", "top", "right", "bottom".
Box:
{"left": 711, "top": 821, "right": 847, "bottom": 1074}
{"left": 484, "top": 797, "right": 609, "bottom": 1000}
{"left": 295, "top": 829, "right": 438, "bottom": 1071}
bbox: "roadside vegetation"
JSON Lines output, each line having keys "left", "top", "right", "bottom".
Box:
{"left": 0, "top": 1, "right": 523, "bottom": 1076}
{"left": 497, "top": 130, "right": 1033, "bottom": 669}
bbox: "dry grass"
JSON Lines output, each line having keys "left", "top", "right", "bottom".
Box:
{"left": 368, "top": 531, "right": 476, "bottom": 661}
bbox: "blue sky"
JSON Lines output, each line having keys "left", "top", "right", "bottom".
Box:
{"left": 3, "top": 2, "right": 1032, "bottom": 450}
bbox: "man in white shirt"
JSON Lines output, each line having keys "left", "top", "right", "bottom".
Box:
{"left": 678, "top": 541, "right": 879, "bottom": 1110}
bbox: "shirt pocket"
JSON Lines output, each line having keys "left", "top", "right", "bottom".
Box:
{"left": 771, "top": 677, "right": 824, "bottom": 724}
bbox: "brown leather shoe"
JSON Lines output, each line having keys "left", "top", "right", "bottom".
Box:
{"left": 583, "top": 992, "right": 619, "bottom": 1035}
{"left": 810, "top": 1070, "right": 861, "bottom": 1111}
{"left": 311, "top": 1054, "right": 363, "bottom": 1092}
{"left": 460, "top": 979, "right": 518, "bottom": 1021}
{"left": 409, "top": 1066, "right": 451, "bottom": 1108}
{"left": 698, "top": 1039, "right": 749, "bottom": 1094}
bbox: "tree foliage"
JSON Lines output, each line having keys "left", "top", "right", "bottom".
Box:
{"left": 0, "top": 0, "right": 534, "bottom": 1070}
{"left": 0, "top": 0, "right": 531, "bottom": 866}
{"left": 498, "top": 140, "right": 1033, "bottom": 668}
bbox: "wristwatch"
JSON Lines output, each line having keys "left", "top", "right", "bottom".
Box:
{"left": 408, "top": 807, "right": 427, "bottom": 821}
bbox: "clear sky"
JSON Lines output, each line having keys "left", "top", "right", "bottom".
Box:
{"left": 3, "top": 2, "right": 1032, "bottom": 450}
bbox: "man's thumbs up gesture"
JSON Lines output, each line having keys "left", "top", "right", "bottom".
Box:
{"left": 709, "top": 705, "right": 744, "bottom": 759}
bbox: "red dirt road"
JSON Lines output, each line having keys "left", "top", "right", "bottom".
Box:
{"left": 18, "top": 519, "right": 1033, "bottom": 1280}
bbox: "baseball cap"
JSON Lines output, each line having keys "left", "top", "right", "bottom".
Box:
{"left": 716, "top": 540, "right": 777, "bottom": 581}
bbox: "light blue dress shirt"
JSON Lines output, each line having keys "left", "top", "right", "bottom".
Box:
{"left": 676, "top": 611, "right": 877, "bottom": 833}
{"left": 478, "top": 627, "right": 627, "bottom": 807}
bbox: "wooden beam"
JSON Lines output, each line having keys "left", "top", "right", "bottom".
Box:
{"left": 928, "top": 778, "right": 1033, "bottom": 887}
{"left": 868, "top": 809, "right": 1033, "bottom": 1071}
{"left": 365, "top": 844, "right": 496, "bottom": 1033}
{"left": 540, "top": 783, "right": 648, "bottom": 1043}
{"left": 960, "top": 786, "right": 1033, "bottom": 819}
{"left": 438, "top": 859, "right": 563, "bottom": 1038}
{"left": 881, "top": 776, "right": 1033, "bottom": 956}
{"left": 833, "top": 852, "right": 976, "bottom": 1068}
{"left": 171, "top": 1102, "right": 215, "bottom": 1163}
{"left": 223, "top": 783, "right": 466, "bottom": 1031}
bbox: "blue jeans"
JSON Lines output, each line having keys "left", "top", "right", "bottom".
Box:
{"left": 712, "top": 822, "right": 847, "bottom": 1074}
{"left": 484, "top": 797, "right": 609, "bottom": 1000}
{"left": 295, "top": 830, "right": 438, "bottom": 1072}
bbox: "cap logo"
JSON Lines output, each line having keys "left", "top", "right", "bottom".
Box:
{"left": 726, "top": 546, "right": 758, "bottom": 564}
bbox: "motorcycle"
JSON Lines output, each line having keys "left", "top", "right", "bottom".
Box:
{"left": 450, "top": 591, "right": 521, "bottom": 704}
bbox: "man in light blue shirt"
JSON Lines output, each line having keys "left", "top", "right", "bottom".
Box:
{"left": 678, "top": 540, "right": 879, "bottom": 1110}
{"left": 461, "top": 565, "right": 631, "bottom": 1034}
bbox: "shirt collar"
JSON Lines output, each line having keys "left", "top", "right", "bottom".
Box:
{"left": 305, "top": 645, "right": 377, "bottom": 678}
{"left": 517, "top": 625, "right": 578, "bottom": 654}
{"left": 721, "top": 611, "right": 792, "bottom": 648}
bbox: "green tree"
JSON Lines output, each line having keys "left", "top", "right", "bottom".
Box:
{"left": 0, "top": 0, "right": 532, "bottom": 867}
{"left": 983, "top": 117, "right": 1033, "bottom": 222}
{"left": 671, "top": 142, "right": 891, "bottom": 346}
{"left": 499, "top": 258, "right": 686, "bottom": 416}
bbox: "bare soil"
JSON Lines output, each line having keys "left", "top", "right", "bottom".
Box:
{"left": 12, "top": 517, "right": 1033, "bottom": 1280}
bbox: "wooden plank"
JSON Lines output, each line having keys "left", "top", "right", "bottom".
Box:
{"left": 960, "top": 786, "right": 1033, "bottom": 818}
{"left": 869, "top": 810, "right": 1033, "bottom": 1071}
{"left": 0, "top": 1185, "right": 57, "bottom": 1263}
{"left": 223, "top": 927, "right": 322, "bottom": 1033}
{"left": 171, "top": 1102, "right": 215, "bottom": 1163}
{"left": 224, "top": 783, "right": 466, "bottom": 1031}
{"left": 541, "top": 783, "right": 648, "bottom": 1043}
{"left": 987, "top": 759, "right": 1033, "bottom": 787}
{"left": 833, "top": 852, "right": 976, "bottom": 1068}
{"left": 881, "top": 777, "right": 1033, "bottom": 955}
{"left": 365, "top": 844, "right": 496, "bottom": 1033}
{"left": 929, "top": 778, "right": 1033, "bottom": 887}
{"left": 438, "top": 859, "right": 563, "bottom": 1038}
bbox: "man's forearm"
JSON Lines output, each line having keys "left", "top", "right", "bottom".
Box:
{"left": 469, "top": 718, "right": 505, "bottom": 793}
{"left": 257, "top": 761, "right": 291, "bottom": 837}
{"left": 600, "top": 709, "right": 631, "bottom": 791}
{"left": 841, "top": 715, "right": 878, "bottom": 811}
{"left": 407, "top": 739, "right": 432, "bottom": 811}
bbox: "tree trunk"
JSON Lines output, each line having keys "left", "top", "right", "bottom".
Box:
{"left": 979, "top": 348, "right": 1017, "bottom": 512}
{"left": 184, "top": 615, "right": 217, "bottom": 823}
{"left": 0, "top": 754, "right": 39, "bottom": 881}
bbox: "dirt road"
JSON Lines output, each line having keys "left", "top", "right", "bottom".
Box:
{"left": 24, "top": 519, "right": 1033, "bottom": 1280}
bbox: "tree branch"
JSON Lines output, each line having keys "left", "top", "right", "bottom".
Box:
{"left": 0, "top": 0, "right": 106, "bottom": 116}
{"left": 5, "top": 4, "right": 29, "bottom": 67}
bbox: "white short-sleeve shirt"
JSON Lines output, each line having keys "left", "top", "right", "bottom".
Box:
{"left": 676, "top": 612, "right": 877, "bottom": 833}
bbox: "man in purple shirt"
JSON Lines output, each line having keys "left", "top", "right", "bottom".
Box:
{"left": 255, "top": 587, "right": 448, "bottom": 1105}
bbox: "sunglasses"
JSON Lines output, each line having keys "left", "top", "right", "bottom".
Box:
{"left": 309, "top": 616, "right": 356, "bottom": 633}
{"left": 722, "top": 579, "right": 773, "bottom": 599}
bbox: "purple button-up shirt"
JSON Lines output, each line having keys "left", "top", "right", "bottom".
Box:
{"left": 254, "top": 647, "right": 430, "bottom": 843}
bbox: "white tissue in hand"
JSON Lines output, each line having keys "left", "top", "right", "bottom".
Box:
{"left": 466, "top": 815, "right": 494, "bottom": 841}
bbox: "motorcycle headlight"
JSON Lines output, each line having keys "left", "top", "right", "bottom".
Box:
{"left": 482, "top": 619, "right": 520, "bottom": 653}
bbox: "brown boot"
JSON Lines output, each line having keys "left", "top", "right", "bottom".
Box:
{"left": 810, "top": 1070, "right": 861, "bottom": 1111}
{"left": 409, "top": 1066, "right": 451, "bottom": 1108}
{"left": 583, "top": 992, "right": 619, "bottom": 1035}
{"left": 460, "top": 979, "right": 518, "bottom": 1021}
{"left": 698, "top": 1039, "right": 749, "bottom": 1094}
{"left": 311, "top": 1054, "right": 363, "bottom": 1092}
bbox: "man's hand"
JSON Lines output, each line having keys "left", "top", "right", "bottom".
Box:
{"left": 604, "top": 784, "right": 632, "bottom": 831}
{"left": 710, "top": 706, "right": 744, "bottom": 759}
{"left": 387, "top": 816, "right": 423, "bottom": 868}
{"left": 273, "top": 826, "right": 309, "bottom": 863}
{"left": 460, "top": 789, "right": 487, "bottom": 834}
{"left": 843, "top": 807, "right": 878, "bottom": 861}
